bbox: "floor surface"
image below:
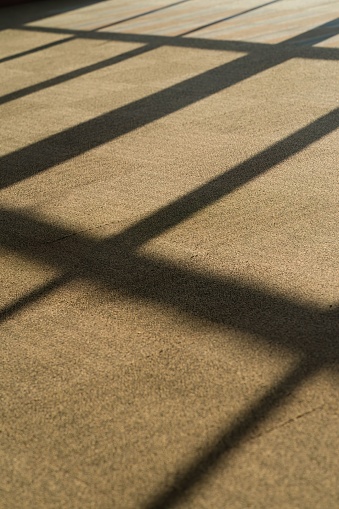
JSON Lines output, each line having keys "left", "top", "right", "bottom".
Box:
{"left": 1, "top": 1, "right": 339, "bottom": 508}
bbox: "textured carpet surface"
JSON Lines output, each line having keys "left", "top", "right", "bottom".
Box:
{"left": 0, "top": 1, "right": 339, "bottom": 508}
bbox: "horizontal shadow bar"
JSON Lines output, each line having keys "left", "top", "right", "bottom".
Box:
{"left": 16, "top": 24, "right": 339, "bottom": 61}
{"left": 2, "top": 14, "right": 338, "bottom": 107}
{"left": 1, "top": 221, "right": 335, "bottom": 509}
{"left": 0, "top": 1, "right": 191, "bottom": 66}
{"left": 1, "top": 7, "right": 338, "bottom": 506}
{"left": 2, "top": 14, "right": 339, "bottom": 187}
{"left": 1, "top": 208, "right": 338, "bottom": 364}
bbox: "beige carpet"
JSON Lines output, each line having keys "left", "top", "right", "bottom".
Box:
{"left": 1, "top": 1, "right": 339, "bottom": 508}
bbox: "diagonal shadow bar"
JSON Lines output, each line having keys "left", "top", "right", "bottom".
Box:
{"left": 1, "top": 5, "right": 338, "bottom": 505}
{"left": 0, "top": 35, "right": 76, "bottom": 65}
{"left": 106, "top": 107, "right": 339, "bottom": 249}
{"left": 181, "top": 0, "right": 282, "bottom": 37}
{"left": 11, "top": 23, "right": 289, "bottom": 50}
{"left": 0, "top": 3, "right": 195, "bottom": 91}
{"left": 143, "top": 359, "right": 320, "bottom": 509}
{"left": 0, "top": 1, "right": 291, "bottom": 102}
{"left": 0, "top": 9, "right": 262, "bottom": 64}
{"left": 0, "top": 42, "right": 157, "bottom": 105}
{"left": 1, "top": 105, "right": 339, "bottom": 333}
{"left": 285, "top": 17, "right": 339, "bottom": 46}
{"left": 0, "top": 0, "right": 191, "bottom": 66}
{"left": 97, "top": 0, "right": 192, "bottom": 32}
{"left": 1, "top": 12, "right": 338, "bottom": 506}
{"left": 0, "top": 40, "right": 262, "bottom": 109}
{"left": 2, "top": 16, "right": 339, "bottom": 187}
{"left": 0, "top": 271, "right": 73, "bottom": 323}
{"left": 1, "top": 106, "right": 338, "bottom": 501}
{"left": 1, "top": 208, "right": 337, "bottom": 509}
{"left": 0, "top": 50, "right": 285, "bottom": 188}
{"left": 0, "top": 3, "right": 194, "bottom": 100}
{"left": 1, "top": 208, "right": 338, "bottom": 365}
{"left": 0, "top": 31, "right": 268, "bottom": 107}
